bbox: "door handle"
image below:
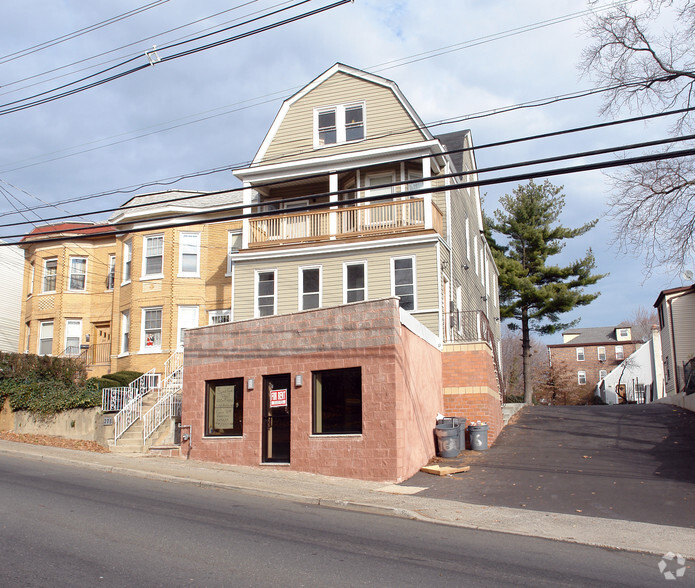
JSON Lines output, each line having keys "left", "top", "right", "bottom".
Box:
{"left": 266, "top": 416, "right": 273, "bottom": 430}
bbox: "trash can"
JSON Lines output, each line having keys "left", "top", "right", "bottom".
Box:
{"left": 468, "top": 423, "right": 489, "bottom": 451}
{"left": 437, "top": 417, "right": 467, "bottom": 454}
{"left": 435, "top": 423, "right": 460, "bottom": 458}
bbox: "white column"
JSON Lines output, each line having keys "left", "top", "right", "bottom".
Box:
{"left": 422, "top": 156, "right": 432, "bottom": 229}
{"left": 242, "top": 182, "right": 253, "bottom": 249}
{"left": 329, "top": 172, "right": 338, "bottom": 239}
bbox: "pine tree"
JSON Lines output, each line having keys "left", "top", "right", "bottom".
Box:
{"left": 486, "top": 180, "right": 606, "bottom": 404}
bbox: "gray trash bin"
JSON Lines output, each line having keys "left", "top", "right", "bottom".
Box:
{"left": 468, "top": 423, "right": 489, "bottom": 451}
{"left": 435, "top": 423, "right": 460, "bottom": 458}
{"left": 437, "top": 417, "right": 467, "bottom": 454}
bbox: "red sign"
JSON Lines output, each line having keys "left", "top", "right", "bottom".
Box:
{"left": 270, "top": 389, "right": 287, "bottom": 408}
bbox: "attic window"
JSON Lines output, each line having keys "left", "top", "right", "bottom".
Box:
{"left": 315, "top": 102, "right": 365, "bottom": 148}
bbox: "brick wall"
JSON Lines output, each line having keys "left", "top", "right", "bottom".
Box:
{"left": 182, "top": 298, "right": 442, "bottom": 482}
{"left": 441, "top": 343, "right": 503, "bottom": 446}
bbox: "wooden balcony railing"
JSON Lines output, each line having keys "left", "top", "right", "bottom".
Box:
{"left": 248, "top": 198, "right": 443, "bottom": 247}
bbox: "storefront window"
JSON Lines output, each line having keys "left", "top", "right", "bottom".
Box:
{"left": 205, "top": 378, "right": 244, "bottom": 436}
{"left": 312, "top": 367, "right": 362, "bottom": 435}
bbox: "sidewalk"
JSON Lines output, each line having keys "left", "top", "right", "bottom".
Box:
{"left": 1, "top": 437, "right": 694, "bottom": 560}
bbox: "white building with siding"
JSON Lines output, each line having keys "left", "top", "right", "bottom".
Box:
{"left": 0, "top": 242, "right": 23, "bottom": 352}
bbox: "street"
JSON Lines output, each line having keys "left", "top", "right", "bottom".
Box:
{"left": 0, "top": 453, "right": 674, "bottom": 587}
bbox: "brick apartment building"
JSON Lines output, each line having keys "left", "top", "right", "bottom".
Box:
{"left": 547, "top": 325, "right": 640, "bottom": 404}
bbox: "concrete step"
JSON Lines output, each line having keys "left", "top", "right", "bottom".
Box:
{"left": 502, "top": 403, "right": 525, "bottom": 425}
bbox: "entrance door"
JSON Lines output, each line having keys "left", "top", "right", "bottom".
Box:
{"left": 262, "top": 374, "right": 291, "bottom": 463}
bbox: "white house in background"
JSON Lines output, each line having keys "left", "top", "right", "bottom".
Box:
{"left": 0, "top": 242, "right": 23, "bottom": 352}
{"left": 595, "top": 325, "right": 664, "bottom": 404}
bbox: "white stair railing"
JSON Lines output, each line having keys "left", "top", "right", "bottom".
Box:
{"left": 112, "top": 368, "right": 157, "bottom": 444}
{"left": 143, "top": 364, "right": 183, "bottom": 442}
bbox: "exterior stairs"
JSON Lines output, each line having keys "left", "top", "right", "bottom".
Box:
{"left": 502, "top": 402, "right": 525, "bottom": 425}
{"left": 108, "top": 392, "right": 158, "bottom": 453}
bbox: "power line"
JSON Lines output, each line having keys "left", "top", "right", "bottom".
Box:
{"left": 0, "top": 0, "right": 170, "bottom": 65}
{"left": 7, "top": 142, "right": 695, "bottom": 245}
{"left": 0, "top": 0, "right": 351, "bottom": 117}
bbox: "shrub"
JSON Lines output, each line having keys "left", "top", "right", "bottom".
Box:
{"left": 103, "top": 371, "right": 143, "bottom": 387}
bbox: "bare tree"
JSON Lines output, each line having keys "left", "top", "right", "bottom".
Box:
{"left": 582, "top": 1, "right": 695, "bottom": 274}
{"left": 625, "top": 305, "right": 659, "bottom": 342}
{"left": 500, "top": 324, "right": 547, "bottom": 401}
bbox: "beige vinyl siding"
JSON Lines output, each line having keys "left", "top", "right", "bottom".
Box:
{"left": 232, "top": 242, "right": 439, "bottom": 321}
{"left": 261, "top": 72, "right": 426, "bottom": 165}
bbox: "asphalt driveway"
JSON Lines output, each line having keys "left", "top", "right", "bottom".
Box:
{"left": 404, "top": 404, "right": 695, "bottom": 528}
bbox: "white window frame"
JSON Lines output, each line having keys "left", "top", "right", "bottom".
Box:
{"left": 140, "top": 307, "right": 163, "bottom": 353}
{"left": 615, "top": 345, "right": 624, "bottom": 360}
{"left": 255, "top": 269, "right": 277, "bottom": 318}
{"left": 120, "top": 310, "right": 130, "bottom": 355}
{"left": 142, "top": 234, "right": 164, "bottom": 279}
{"left": 38, "top": 321, "right": 53, "bottom": 356}
{"left": 177, "top": 305, "right": 199, "bottom": 349}
{"left": 407, "top": 170, "right": 423, "bottom": 191}
{"left": 42, "top": 258, "right": 57, "bottom": 293}
{"left": 122, "top": 239, "right": 132, "bottom": 285}
{"left": 343, "top": 261, "right": 367, "bottom": 304}
{"left": 24, "top": 323, "right": 30, "bottom": 354}
{"left": 28, "top": 263, "right": 34, "bottom": 296}
{"left": 209, "top": 309, "right": 231, "bottom": 325}
{"left": 68, "top": 257, "right": 87, "bottom": 292}
{"left": 64, "top": 319, "right": 82, "bottom": 356}
{"left": 313, "top": 101, "right": 366, "bottom": 149}
{"left": 107, "top": 254, "right": 116, "bottom": 290}
{"left": 619, "top": 328, "right": 629, "bottom": 339}
{"left": 578, "top": 370, "right": 587, "bottom": 385}
{"left": 599, "top": 369, "right": 607, "bottom": 380}
{"left": 597, "top": 346, "right": 606, "bottom": 361}
{"left": 227, "top": 229, "right": 242, "bottom": 274}
{"left": 391, "top": 255, "right": 416, "bottom": 311}
{"left": 576, "top": 347, "right": 585, "bottom": 361}
{"left": 299, "top": 265, "right": 322, "bottom": 311}
{"left": 178, "top": 232, "right": 201, "bottom": 277}
{"left": 365, "top": 172, "right": 395, "bottom": 197}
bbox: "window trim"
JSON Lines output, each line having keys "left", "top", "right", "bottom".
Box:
{"left": 141, "top": 234, "right": 164, "bottom": 280}
{"left": 391, "top": 255, "right": 417, "bottom": 311}
{"left": 28, "top": 263, "right": 34, "bottom": 296}
{"left": 576, "top": 347, "right": 585, "bottom": 361}
{"left": 140, "top": 306, "right": 163, "bottom": 353}
{"left": 122, "top": 239, "right": 132, "bottom": 285}
{"left": 120, "top": 310, "right": 130, "bottom": 355}
{"left": 177, "top": 305, "right": 199, "bottom": 349}
{"left": 205, "top": 377, "right": 244, "bottom": 438}
{"left": 38, "top": 320, "right": 54, "bottom": 356}
{"left": 312, "top": 367, "right": 362, "bottom": 436}
{"left": 67, "top": 257, "right": 87, "bottom": 292}
{"left": 615, "top": 345, "right": 624, "bottom": 360}
{"left": 227, "top": 229, "right": 242, "bottom": 274}
{"left": 298, "top": 265, "right": 322, "bottom": 311}
{"left": 599, "top": 369, "right": 608, "bottom": 380}
{"left": 178, "top": 232, "right": 201, "bottom": 277}
{"left": 313, "top": 101, "right": 366, "bottom": 149}
{"left": 106, "top": 254, "right": 116, "bottom": 290}
{"left": 254, "top": 269, "right": 277, "bottom": 318}
{"left": 343, "top": 261, "right": 367, "bottom": 304}
{"left": 42, "top": 258, "right": 58, "bottom": 293}
{"left": 578, "top": 370, "right": 587, "bottom": 385}
{"left": 364, "top": 172, "right": 395, "bottom": 197}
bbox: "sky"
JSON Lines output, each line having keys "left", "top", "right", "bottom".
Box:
{"left": 0, "top": 0, "right": 688, "bottom": 343}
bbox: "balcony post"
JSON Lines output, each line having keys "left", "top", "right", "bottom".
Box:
{"left": 329, "top": 172, "right": 338, "bottom": 239}
{"left": 242, "top": 182, "right": 253, "bottom": 249}
{"left": 422, "top": 157, "right": 433, "bottom": 229}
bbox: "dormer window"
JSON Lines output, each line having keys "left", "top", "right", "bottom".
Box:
{"left": 315, "top": 102, "right": 365, "bottom": 148}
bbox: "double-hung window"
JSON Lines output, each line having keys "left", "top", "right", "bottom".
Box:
{"left": 43, "top": 258, "right": 57, "bottom": 292}
{"left": 300, "top": 266, "right": 321, "bottom": 310}
{"left": 107, "top": 255, "right": 116, "bottom": 290}
{"left": 256, "top": 270, "right": 276, "bottom": 317}
{"left": 179, "top": 232, "right": 200, "bottom": 277}
{"left": 123, "top": 239, "right": 132, "bottom": 283}
{"left": 344, "top": 262, "right": 366, "bottom": 303}
{"left": 121, "top": 311, "right": 130, "bottom": 354}
{"left": 68, "top": 257, "right": 87, "bottom": 291}
{"left": 597, "top": 346, "right": 606, "bottom": 361}
{"left": 39, "top": 321, "right": 53, "bottom": 355}
{"left": 314, "top": 102, "right": 365, "bottom": 147}
{"left": 576, "top": 347, "right": 585, "bottom": 361}
{"left": 227, "top": 230, "right": 242, "bottom": 274}
{"left": 142, "top": 307, "right": 162, "bottom": 352}
{"left": 392, "top": 256, "right": 415, "bottom": 311}
{"left": 64, "top": 320, "right": 81, "bottom": 355}
{"left": 143, "top": 235, "right": 163, "bottom": 278}
{"left": 615, "top": 345, "right": 624, "bottom": 360}
{"left": 578, "top": 371, "right": 587, "bottom": 385}
{"left": 599, "top": 369, "right": 607, "bottom": 380}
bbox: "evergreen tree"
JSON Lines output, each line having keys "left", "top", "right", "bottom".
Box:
{"left": 486, "top": 180, "right": 606, "bottom": 404}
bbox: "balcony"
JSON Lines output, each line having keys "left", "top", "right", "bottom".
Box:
{"left": 248, "top": 198, "right": 443, "bottom": 248}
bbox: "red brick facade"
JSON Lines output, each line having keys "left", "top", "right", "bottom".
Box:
{"left": 441, "top": 343, "right": 503, "bottom": 446}
{"left": 182, "top": 298, "right": 443, "bottom": 482}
